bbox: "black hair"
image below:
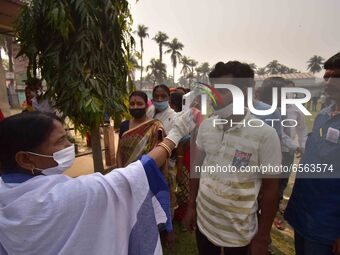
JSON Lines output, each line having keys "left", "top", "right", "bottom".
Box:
{"left": 259, "top": 77, "right": 287, "bottom": 105}
{"left": 0, "top": 112, "right": 62, "bottom": 173}
{"left": 25, "top": 78, "right": 42, "bottom": 89}
{"left": 153, "top": 84, "right": 170, "bottom": 97}
{"left": 324, "top": 52, "right": 340, "bottom": 69}
{"left": 129, "top": 91, "right": 148, "bottom": 105}
{"left": 209, "top": 61, "right": 254, "bottom": 88}
{"left": 176, "top": 87, "right": 186, "bottom": 94}
{"left": 170, "top": 92, "right": 183, "bottom": 112}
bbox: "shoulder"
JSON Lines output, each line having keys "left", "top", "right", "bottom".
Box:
{"left": 245, "top": 114, "right": 279, "bottom": 140}
{"left": 119, "top": 120, "right": 130, "bottom": 137}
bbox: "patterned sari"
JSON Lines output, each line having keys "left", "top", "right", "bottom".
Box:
{"left": 117, "top": 119, "right": 164, "bottom": 167}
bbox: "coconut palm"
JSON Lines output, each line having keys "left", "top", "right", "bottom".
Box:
{"left": 152, "top": 31, "right": 168, "bottom": 63}
{"left": 287, "top": 68, "right": 299, "bottom": 73}
{"left": 277, "top": 64, "right": 289, "bottom": 74}
{"left": 136, "top": 24, "right": 149, "bottom": 86}
{"left": 256, "top": 67, "right": 267, "bottom": 76}
{"left": 189, "top": 59, "right": 198, "bottom": 73}
{"left": 146, "top": 58, "right": 167, "bottom": 84}
{"left": 307, "top": 55, "right": 324, "bottom": 74}
{"left": 178, "top": 75, "right": 189, "bottom": 87}
{"left": 165, "top": 38, "right": 184, "bottom": 83}
{"left": 266, "top": 60, "right": 281, "bottom": 74}
{"left": 127, "top": 52, "right": 140, "bottom": 90}
{"left": 248, "top": 63, "right": 257, "bottom": 72}
{"left": 180, "top": 56, "right": 191, "bottom": 77}
{"left": 196, "top": 62, "right": 210, "bottom": 82}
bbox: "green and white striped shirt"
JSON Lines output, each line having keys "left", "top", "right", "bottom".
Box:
{"left": 195, "top": 110, "right": 281, "bottom": 247}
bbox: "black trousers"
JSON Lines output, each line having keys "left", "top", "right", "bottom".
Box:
{"left": 196, "top": 228, "right": 249, "bottom": 255}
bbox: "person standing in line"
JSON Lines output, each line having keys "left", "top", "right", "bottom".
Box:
{"left": 0, "top": 108, "right": 4, "bottom": 121}
{"left": 184, "top": 61, "right": 281, "bottom": 255}
{"left": 320, "top": 93, "right": 327, "bottom": 110}
{"left": 284, "top": 52, "right": 340, "bottom": 255}
{"left": 117, "top": 91, "right": 164, "bottom": 168}
{"left": 152, "top": 84, "right": 177, "bottom": 135}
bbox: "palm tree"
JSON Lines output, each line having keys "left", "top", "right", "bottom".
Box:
{"left": 196, "top": 62, "right": 210, "bottom": 82}
{"left": 136, "top": 24, "right": 149, "bottom": 86}
{"left": 188, "top": 59, "right": 198, "bottom": 85}
{"left": 146, "top": 58, "right": 167, "bottom": 84}
{"left": 165, "top": 38, "right": 184, "bottom": 83}
{"left": 277, "top": 64, "right": 289, "bottom": 74}
{"left": 127, "top": 52, "right": 140, "bottom": 90}
{"left": 180, "top": 56, "right": 191, "bottom": 77}
{"left": 248, "top": 63, "right": 257, "bottom": 72}
{"left": 189, "top": 59, "right": 198, "bottom": 74}
{"left": 256, "top": 67, "right": 267, "bottom": 76}
{"left": 178, "top": 75, "right": 189, "bottom": 87}
{"left": 307, "top": 55, "right": 324, "bottom": 74}
{"left": 152, "top": 31, "right": 168, "bottom": 63}
{"left": 266, "top": 60, "right": 281, "bottom": 74}
{"left": 287, "top": 68, "right": 300, "bottom": 73}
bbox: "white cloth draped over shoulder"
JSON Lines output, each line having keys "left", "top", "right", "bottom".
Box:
{"left": 153, "top": 107, "right": 177, "bottom": 135}
{"left": 0, "top": 155, "right": 171, "bottom": 255}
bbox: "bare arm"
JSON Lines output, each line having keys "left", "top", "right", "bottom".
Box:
{"left": 147, "top": 138, "right": 176, "bottom": 168}
{"left": 188, "top": 147, "right": 205, "bottom": 206}
{"left": 255, "top": 178, "right": 279, "bottom": 242}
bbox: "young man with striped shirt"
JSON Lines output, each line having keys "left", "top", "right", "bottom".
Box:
{"left": 184, "top": 61, "right": 281, "bottom": 255}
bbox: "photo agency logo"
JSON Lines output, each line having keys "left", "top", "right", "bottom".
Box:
{"left": 185, "top": 81, "right": 312, "bottom": 128}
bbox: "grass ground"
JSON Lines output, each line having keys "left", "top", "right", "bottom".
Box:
{"left": 163, "top": 106, "right": 320, "bottom": 255}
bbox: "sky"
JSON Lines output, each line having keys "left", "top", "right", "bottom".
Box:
{"left": 129, "top": 0, "right": 340, "bottom": 79}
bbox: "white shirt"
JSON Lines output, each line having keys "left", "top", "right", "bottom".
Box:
{"left": 281, "top": 105, "right": 307, "bottom": 152}
{"left": 0, "top": 157, "right": 169, "bottom": 255}
{"left": 154, "top": 106, "right": 177, "bottom": 135}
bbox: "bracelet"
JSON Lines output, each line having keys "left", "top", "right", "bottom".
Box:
{"left": 158, "top": 142, "right": 172, "bottom": 157}
{"left": 162, "top": 142, "right": 172, "bottom": 154}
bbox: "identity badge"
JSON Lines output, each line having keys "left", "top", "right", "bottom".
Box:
{"left": 232, "top": 150, "right": 252, "bottom": 167}
{"left": 326, "top": 127, "right": 340, "bottom": 143}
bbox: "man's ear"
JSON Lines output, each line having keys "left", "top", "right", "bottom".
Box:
{"left": 15, "top": 152, "right": 36, "bottom": 172}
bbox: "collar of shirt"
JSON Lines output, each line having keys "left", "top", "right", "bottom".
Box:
{"left": 324, "top": 103, "right": 340, "bottom": 118}
{"left": 1, "top": 173, "right": 34, "bottom": 183}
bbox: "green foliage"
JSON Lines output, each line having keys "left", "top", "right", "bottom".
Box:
{"left": 146, "top": 58, "right": 167, "bottom": 84}
{"left": 307, "top": 55, "right": 324, "bottom": 74}
{"left": 152, "top": 31, "right": 168, "bottom": 63}
{"left": 15, "top": 0, "right": 134, "bottom": 132}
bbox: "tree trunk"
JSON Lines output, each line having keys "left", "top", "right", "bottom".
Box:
{"left": 159, "top": 45, "right": 162, "bottom": 63}
{"left": 0, "top": 52, "right": 10, "bottom": 117}
{"left": 140, "top": 38, "right": 143, "bottom": 89}
{"left": 6, "top": 36, "right": 13, "bottom": 72}
{"left": 140, "top": 55, "right": 143, "bottom": 89}
{"left": 90, "top": 126, "right": 104, "bottom": 173}
{"left": 173, "top": 66, "right": 175, "bottom": 85}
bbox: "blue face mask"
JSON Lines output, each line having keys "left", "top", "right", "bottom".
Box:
{"left": 153, "top": 100, "right": 169, "bottom": 111}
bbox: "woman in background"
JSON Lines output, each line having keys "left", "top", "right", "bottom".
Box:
{"left": 117, "top": 91, "right": 164, "bottom": 167}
